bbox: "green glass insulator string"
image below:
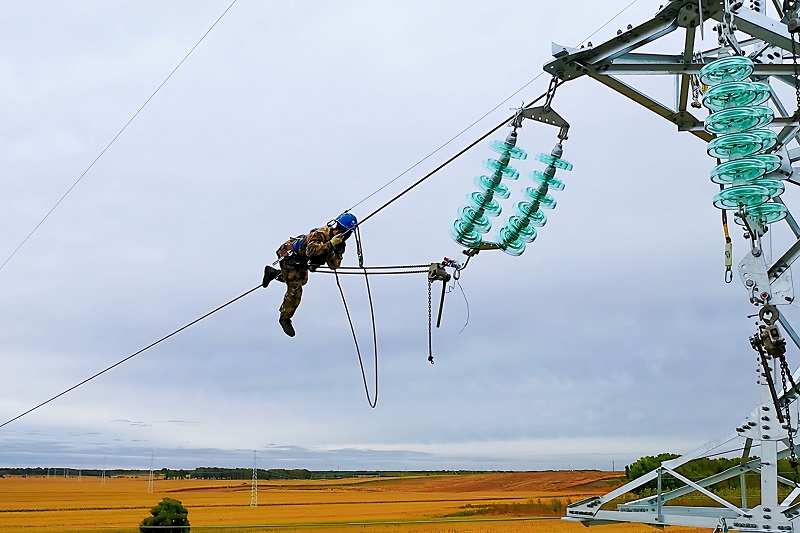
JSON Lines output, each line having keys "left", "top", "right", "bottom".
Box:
{"left": 701, "top": 55, "right": 786, "bottom": 225}
{"left": 495, "top": 142, "right": 572, "bottom": 256}
{"left": 450, "top": 128, "right": 526, "bottom": 248}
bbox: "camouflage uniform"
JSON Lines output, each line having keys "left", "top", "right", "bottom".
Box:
{"left": 275, "top": 226, "right": 345, "bottom": 320}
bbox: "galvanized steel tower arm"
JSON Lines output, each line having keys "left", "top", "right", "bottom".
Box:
{"left": 544, "top": 2, "right": 695, "bottom": 82}
{"left": 543, "top": 1, "right": 719, "bottom": 142}
{"left": 543, "top": 1, "right": 800, "bottom": 530}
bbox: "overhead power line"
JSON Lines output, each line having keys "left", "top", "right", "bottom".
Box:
{"left": 346, "top": 0, "right": 642, "bottom": 227}
{"left": 0, "top": 0, "right": 239, "bottom": 274}
{"left": 0, "top": 285, "right": 259, "bottom": 429}
{"left": 0, "top": 0, "right": 646, "bottom": 428}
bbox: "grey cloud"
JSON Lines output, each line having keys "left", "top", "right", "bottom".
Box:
{"left": 0, "top": 0, "right": 785, "bottom": 473}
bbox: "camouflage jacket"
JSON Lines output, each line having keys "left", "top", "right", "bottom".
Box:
{"left": 276, "top": 225, "right": 345, "bottom": 269}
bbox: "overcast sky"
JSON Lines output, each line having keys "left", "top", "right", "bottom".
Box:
{"left": 2, "top": 0, "right": 799, "bottom": 472}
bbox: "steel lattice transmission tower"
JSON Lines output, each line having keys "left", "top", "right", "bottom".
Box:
{"left": 250, "top": 450, "right": 258, "bottom": 508}
{"left": 538, "top": 1, "right": 800, "bottom": 530}
{"left": 148, "top": 453, "right": 154, "bottom": 494}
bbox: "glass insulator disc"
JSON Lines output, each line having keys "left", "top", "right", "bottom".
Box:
{"left": 515, "top": 203, "right": 549, "bottom": 226}
{"left": 530, "top": 170, "right": 565, "bottom": 191}
{"left": 535, "top": 153, "right": 573, "bottom": 171}
{"left": 449, "top": 219, "right": 483, "bottom": 248}
{"left": 489, "top": 140, "right": 528, "bottom": 160}
{"left": 496, "top": 227, "right": 527, "bottom": 256}
{"left": 702, "top": 81, "right": 758, "bottom": 111}
{"left": 483, "top": 158, "right": 519, "bottom": 180}
{"left": 514, "top": 204, "right": 546, "bottom": 227}
{"left": 704, "top": 106, "right": 774, "bottom": 134}
{"left": 712, "top": 184, "right": 770, "bottom": 209}
{"left": 751, "top": 128, "right": 778, "bottom": 153}
{"left": 474, "top": 175, "right": 511, "bottom": 199}
{"left": 750, "top": 82, "right": 772, "bottom": 106}
{"left": 707, "top": 132, "right": 764, "bottom": 159}
{"left": 467, "top": 191, "right": 502, "bottom": 216}
{"left": 456, "top": 205, "right": 492, "bottom": 233}
{"left": 523, "top": 187, "right": 557, "bottom": 209}
{"left": 750, "top": 154, "right": 781, "bottom": 174}
{"left": 699, "top": 56, "right": 754, "bottom": 86}
{"left": 504, "top": 215, "right": 537, "bottom": 242}
{"left": 748, "top": 178, "right": 785, "bottom": 198}
{"left": 733, "top": 202, "right": 788, "bottom": 225}
{"left": 710, "top": 158, "right": 766, "bottom": 184}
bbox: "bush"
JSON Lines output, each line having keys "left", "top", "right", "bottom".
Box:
{"left": 140, "top": 497, "right": 189, "bottom": 532}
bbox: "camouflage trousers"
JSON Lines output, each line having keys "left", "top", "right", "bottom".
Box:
{"left": 277, "top": 261, "right": 309, "bottom": 320}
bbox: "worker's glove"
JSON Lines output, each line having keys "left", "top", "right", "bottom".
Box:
{"left": 330, "top": 234, "right": 344, "bottom": 247}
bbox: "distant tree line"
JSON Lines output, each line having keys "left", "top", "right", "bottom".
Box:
{"left": 0, "top": 467, "right": 151, "bottom": 478}
{"left": 625, "top": 453, "right": 800, "bottom": 494}
{"left": 0, "top": 466, "right": 517, "bottom": 480}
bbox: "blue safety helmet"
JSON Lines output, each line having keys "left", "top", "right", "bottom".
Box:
{"left": 336, "top": 213, "right": 358, "bottom": 231}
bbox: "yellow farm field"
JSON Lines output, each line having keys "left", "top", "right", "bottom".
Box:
{"left": 0, "top": 471, "right": 708, "bottom": 533}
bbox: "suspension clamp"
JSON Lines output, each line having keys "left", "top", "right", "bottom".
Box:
{"left": 719, "top": 0, "right": 743, "bottom": 53}
{"left": 510, "top": 74, "right": 570, "bottom": 140}
{"left": 759, "top": 305, "right": 787, "bottom": 358}
{"left": 510, "top": 104, "right": 526, "bottom": 129}
{"left": 787, "top": 1, "right": 800, "bottom": 32}
{"left": 544, "top": 75, "right": 559, "bottom": 112}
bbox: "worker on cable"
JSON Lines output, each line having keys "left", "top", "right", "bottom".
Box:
{"left": 261, "top": 213, "right": 358, "bottom": 337}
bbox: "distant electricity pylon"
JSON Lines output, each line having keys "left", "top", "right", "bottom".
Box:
{"left": 148, "top": 452, "right": 154, "bottom": 494}
{"left": 250, "top": 450, "right": 258, "bottom": 507}
{"left": 101, "top": 455, "right": 106, "bottom": 486}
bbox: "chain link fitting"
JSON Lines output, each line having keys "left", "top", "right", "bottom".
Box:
{"left": 791, "top": 31, "right": 800, "bottom": 114}
{"left": 779, "top": 355, "right": 799, "bottom": 471}
{"left": 751, "top": 305, "right": 800, "bottom": 474}
{"left": 544, "top": 76, "right": 559, "bottom": 111}
{"left": 427, "top": 279, "right": 434, "bottom": 364}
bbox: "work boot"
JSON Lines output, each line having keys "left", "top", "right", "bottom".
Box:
{"left": 279, "top": 317, "right": 295, "bottom": 337}
{"left": 262, "top": 265, "right": 280, "bottom": 288}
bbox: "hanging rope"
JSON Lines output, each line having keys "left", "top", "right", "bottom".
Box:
{"left": 342, "top": 0, "right": 646, "bottom": 230}
{"left": 349, "top": 90, "right": 550, "bottom": 230}
{"left": 0, "top": 0, "right": 240, "bottom": 275}
{"left": 450, "top": 278, "right": 471, "bottom": 334}
{"left": 334, "top": 227, "right": 379, "bottom": 408}
{"left": 0, "top": 284, "right": 261, "bottom": 429}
